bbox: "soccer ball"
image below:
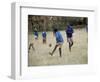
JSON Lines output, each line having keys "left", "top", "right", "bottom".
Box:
{"left": 49, "top": 43, "right": 52, "bottom": 47}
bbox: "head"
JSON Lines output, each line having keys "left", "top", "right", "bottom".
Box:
{"left": 67, "top": 23, "right": 73, "bottom": 29}
{"left": 67, "top": 23, "right": 73, "bottom": 26}
{"left": 53, "top": 28, "right": 58, "bottom": 34}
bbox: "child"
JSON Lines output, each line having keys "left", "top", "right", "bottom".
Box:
{"left": 34, "top": 28, "right": 38, "bottom": 40}
{"left": 28, "top": 42, "right": 35, "bottom": 53}
{"left": 49, "top": 28, "right": 64, "bottom": 57}
{"left": 66, "top": 24, "right": 74, "bottom": 52}
{"left": 42, "top": 31, "right": 47, "bottom": 44}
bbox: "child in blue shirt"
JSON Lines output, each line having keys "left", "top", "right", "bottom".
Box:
{"left": 66, "top": 25, "right": 74, "bottom": 52}
{"left": 42, "top": 31, "right": 47, "bottom": 44}
{"left": 49, "top": 28, "right": 64, "bottom": 57}
{"left": 34, "top": 28, "right": 38, "bottom": 40}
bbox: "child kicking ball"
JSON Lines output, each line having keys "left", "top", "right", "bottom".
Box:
{"left": 49, "top": 28, "right": 64, "bottom": 57}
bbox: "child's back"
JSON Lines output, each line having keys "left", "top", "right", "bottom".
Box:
{"left": 66, "top": 25, "right": 73, "bottom": 38}
{"left": 66, "top": 25, "right": 73, "bottom": 34}
{"left": 42, "top": 32, "right": 46, "bottom": 38}
{"left": 55, "top": 31, "right": 64, "bottom": 43}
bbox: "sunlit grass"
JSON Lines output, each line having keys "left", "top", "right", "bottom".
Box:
{"left": 28, "top": 28, "right": 88, "bottom": 66}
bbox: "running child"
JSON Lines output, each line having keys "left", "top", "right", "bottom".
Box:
{"left": 66, "top": 24, "right": 74, "bottom": 52}
{"left": 49, "top": 28, "right": 64, "bottom": 57}
{"left": 28, "top": 42, "right": 35, "bottom": 53}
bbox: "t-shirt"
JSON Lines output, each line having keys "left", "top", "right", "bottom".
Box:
{"left": 55, "top": 31, "right": 64, "bottom": 43}
{"left": 34, "top": 31, "right": 38, "bottom": 36}
{"left": 42, "top": 32, "right": 46, "bottom": 38}
{"left": 66, "top": 25, "right": 74, "bottom": 38}
{"left": 66, "top": 25, "right": 74, "bottom": 34}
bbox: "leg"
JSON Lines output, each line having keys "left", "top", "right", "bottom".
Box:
{"left": 49, "top": 45, "right": 58, "bottom": 56}
{"left": 70, "top": 38, "right": 74, "bottom": 51}
{"left": 43, "top": 39, "right": 44, "bottom": 44}
{"left": 44, "top": 38, "right": 46, "bottom": 44}
{"left": 59, "top": 47, "right": 62, "bottom": 57}
{"left": 28, "top": 44, "right": 31, "bottom": 53}
{"left": 45, "top": 38, "right": 46, "bottom": 44}
{"left": 69, "top": 42, "right": 71, "bottom": 52}
{"left": 67, "top": 38, "right": 71, "bottom": 52}
{"left": 44, "top": 39, "right": 46, "bottom": 44}
{"left": 43, "top": 39, "right": 46, "bottom": 44}
{"left": 59, "top": 44, "right": 63, "bottom": 57}
{"left": 71, "top": 41, "right": 73, "bottom": 47}
{"left": 32, "top": 44, "right": 35, "bottom": 51}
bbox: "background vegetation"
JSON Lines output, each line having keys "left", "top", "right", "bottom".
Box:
{"left": 28, "top": 15, "right": 88, "bottom": 32}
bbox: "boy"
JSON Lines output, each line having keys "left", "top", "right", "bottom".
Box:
{"left": 49, "top": 28, "right": 64, "bottom": 57}
{"left": 42, "top": 31, "right": 47, "bottom": 44}
{"left": 28, "top": 42, "right": 35, "bottom": 53}
{"left": 66, "top": 24, "right": 74, "bottom": 52}
{"left": 34, "top": 28, "right": 38, "bottom": 40}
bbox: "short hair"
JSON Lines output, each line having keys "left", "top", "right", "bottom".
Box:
{"left": 53, "top": 28, "right": 58, "bottom": 33}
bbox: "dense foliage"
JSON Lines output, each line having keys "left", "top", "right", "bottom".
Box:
{"left": 28, "top": 15, "right": 88, "bottom": 32}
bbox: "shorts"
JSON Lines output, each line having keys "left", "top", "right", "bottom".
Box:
{"left": 43, "top": 37, "right": 46, "bottom": 40}
{"left": 56, "top": 42, "right": 63, "bottom": 48}
{"left": 43, "top": 38, "right": 46, "bottom": 43}
{"left": 34, "top": 35, "right": 38, "bottom": 39}
{"left": 67, "top": 33, "right": 72, "bottom": 38}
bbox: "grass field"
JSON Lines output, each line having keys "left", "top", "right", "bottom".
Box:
{"left": 28, "top": 28, "right": 88, "bottom": 66}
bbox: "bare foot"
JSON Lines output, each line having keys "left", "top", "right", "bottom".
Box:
{"left": 49, "top": 52, "right": 53, "bottom": 56}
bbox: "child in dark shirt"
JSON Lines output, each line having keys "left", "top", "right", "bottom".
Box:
{"left": 66, "top": 25, "right": 74, "bottom": 52}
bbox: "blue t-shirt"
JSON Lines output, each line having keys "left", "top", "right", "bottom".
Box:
{"left": 55, "top": 31, "right": 64, "bottom": 43}
{"left": 34, "top": 31, "right": 38, "bottom": 36}
{"left": 42, "top": 32, "right": 46, "bottom": 38}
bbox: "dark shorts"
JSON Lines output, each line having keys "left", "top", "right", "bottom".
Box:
{"left": 67, "top": 33, "right": 72, "bottom": 38}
